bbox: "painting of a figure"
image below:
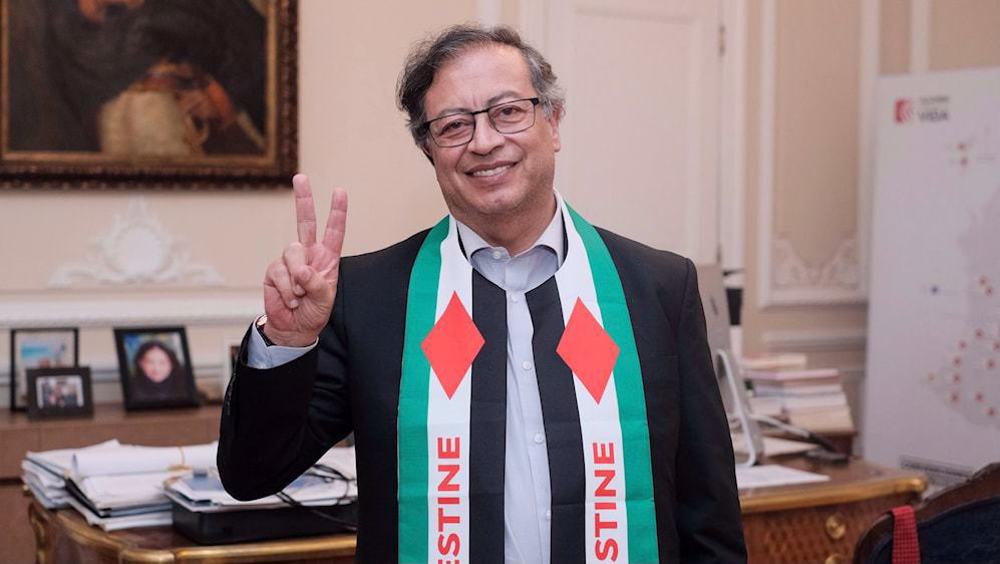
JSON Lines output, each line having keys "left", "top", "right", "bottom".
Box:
{"left": 1, "top": 0, "right": 297, "bottom": 187}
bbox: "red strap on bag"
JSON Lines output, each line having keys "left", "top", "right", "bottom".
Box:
{"left": 890, "top": 505, "right": 921, "bottom": 564}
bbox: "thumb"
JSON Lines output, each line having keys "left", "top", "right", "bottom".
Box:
{"left": 295, "top": 265, "right": 333, "bottom": 300}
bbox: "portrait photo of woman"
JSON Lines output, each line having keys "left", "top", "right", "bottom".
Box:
{"left": 114, "top": 327, "right": 198, "bottom": 410}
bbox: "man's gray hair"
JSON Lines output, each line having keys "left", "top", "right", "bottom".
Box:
{"left": 396, "top": 23, "right": 565, "bottom": 146}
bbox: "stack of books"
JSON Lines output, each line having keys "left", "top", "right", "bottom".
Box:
{"left": 745, "top": 367, "right": 855, "bottom": 433}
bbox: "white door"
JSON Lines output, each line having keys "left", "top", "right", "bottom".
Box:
{"left": 524, "top": 0, "right": 722, "bottom": 263}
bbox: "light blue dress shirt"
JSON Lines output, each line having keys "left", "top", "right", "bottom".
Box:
{"left": 248, "top": 202, "right": 566, "bottom": 564}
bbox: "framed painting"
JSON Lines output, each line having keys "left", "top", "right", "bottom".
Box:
{"left": 0, "top": 0, "right": 297, "bottom": 188}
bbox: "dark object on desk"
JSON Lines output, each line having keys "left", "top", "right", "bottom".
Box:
{"left": 854, "top": 462, "right": 1000, "bottom": 564}
{"left": 804, "top": 448, "right": 850, "bottom": 466}
{"left": 172, "top": 501, "right": 358, "bottom": 545}
{"left": 26, "top": 366, "right": 93, "bottom": 420}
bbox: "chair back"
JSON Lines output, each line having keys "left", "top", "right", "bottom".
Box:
{"left": 854, "top": 463, "right": 1000, "bottom": 564}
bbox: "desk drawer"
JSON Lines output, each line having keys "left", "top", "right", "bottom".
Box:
{"left": 743, "top": 492, "right": 917, "bottom": 564}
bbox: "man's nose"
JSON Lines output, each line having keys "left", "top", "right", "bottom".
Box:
{"left": 467, "top": 113, "right": 504, "bottom": 154}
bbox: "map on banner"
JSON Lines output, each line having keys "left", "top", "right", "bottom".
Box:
{"left": 865, "top": 68, "right": 1000, "bottom": 475}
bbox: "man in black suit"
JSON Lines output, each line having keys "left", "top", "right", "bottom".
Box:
{"left": 219, "top": 24, "right": 745, "bottom": 564}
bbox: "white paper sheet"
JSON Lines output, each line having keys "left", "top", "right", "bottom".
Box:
{"left": 734, "top": 464, "right": 830, "bottom": 490}
{"left": 26, "top": 440, "right": 121, "bottom": 476}
{"left": 72, "top": 442, "right": 217, "bottom": 478}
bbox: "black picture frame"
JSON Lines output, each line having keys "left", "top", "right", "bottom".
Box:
{"left": 113, "top": 326, "right": 198, "bottom": 411}
{"left": 26, "top": 366, "right": 94, "bottom": 419}
{"left": 0, "top": 0, "right": 298, "bottom": 189}
{"left": 9, "top": 327, "right": 80, "bottom": 412}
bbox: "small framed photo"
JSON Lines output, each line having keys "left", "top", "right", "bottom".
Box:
{"left": 10, "top": 328, "right": 79, "bottom": 412}
{"left": 113, "top": 327, "right": 198, "bottom": 410}
{"left": 26, "top": 367, "right": 93, "bottom": 419}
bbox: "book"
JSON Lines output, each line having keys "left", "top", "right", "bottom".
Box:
{"left": 739, "top": 353, "right": 808, "bottom": 371}
{"left": 752, "top": 383, "right": 844, "bottom": 396}
{"left": 783, "top": 393, "right": 849, "bottom": 410}
{"left": 748, "top": 396, "right": 784, "bottom": 417}
{"left": 744, "top": 368, "right": 839, "bottom": 382}
{"left": 788, "top": 406, "right": 855, "bottom": 432}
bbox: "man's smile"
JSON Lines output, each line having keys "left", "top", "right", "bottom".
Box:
{"left": 466, "top": 160, "right": 517, "bottom": 177}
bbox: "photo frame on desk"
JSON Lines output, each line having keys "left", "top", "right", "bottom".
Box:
{"left": 9, "top": 327, "right": 79, "bottom": 412}
{"left": 26, "top": 366, "right": 94, "bottom": 419}
{"left": 114, "top": 326, "right": 198, "bottom": 410}
{"left": 0, "top": 0, "right": 298, "bottom": 189}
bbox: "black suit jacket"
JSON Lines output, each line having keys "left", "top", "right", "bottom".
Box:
{"left": 218, "top": 227, "right": 746, "bottom": 563}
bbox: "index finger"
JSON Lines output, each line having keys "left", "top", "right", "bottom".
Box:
{"left": 321, "top": 187, "right": 348, "bottom": 258}
{"left": 293, "top": 173, "right": 317, "bottom": 245}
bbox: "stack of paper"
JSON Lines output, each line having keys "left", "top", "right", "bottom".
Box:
{"left": 165, "top": 447, "right": 357, "bottom": 513}
{"left": 23, "top": 441, "right": 358, "bottom": 531}
{"left": 22, "top": 441, "right": 218, "bottom": 531}
{"left": 22, "top": 440, "right": 121, "bottom": 509}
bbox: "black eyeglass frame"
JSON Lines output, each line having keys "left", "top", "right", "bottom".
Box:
{"left": 420, "top": 97, "right": 542, "bottom": 148}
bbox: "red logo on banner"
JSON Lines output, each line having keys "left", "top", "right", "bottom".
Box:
{"left": 895, "top": 99, "right": 913, "bottom": 123}
{"left": 422, "top": 292, "right": 484, "bottom": 399}
{"left": 557, "top": 299, "right": 620, "bottom": 403}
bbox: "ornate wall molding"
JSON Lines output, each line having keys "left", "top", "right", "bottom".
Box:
{"left": 0, "top": 296, "right": 260, "bottom": 329}
{"left": 772, "top": 236, "right": 861, "bottom": 293}
{"left": 756, "top": 0, "right": 876, "bottom": 306}
{"left": 720, "top": 0, "right": 748, "bottom": 273}
{"left": 49, "top": 197, "right": 224, "bottom": 287}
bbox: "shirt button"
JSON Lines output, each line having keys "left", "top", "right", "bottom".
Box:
{"left": 521, "top": 360, "right": 533, "bottom": 371}
{"left": 510, "top": 293, "right": 520, "bottom": 303}
{"left": 491, "top": 250, "right": 503, "bottom": 260}
{"left": 533, "top": 433, "right": 545, "bottom": 444}
{"left": 545, "top": 509, "right": 552, "bottom": 520}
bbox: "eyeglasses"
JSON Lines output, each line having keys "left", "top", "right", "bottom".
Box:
{"left": 422, "top": 97, "right": 541, "bottom": 148}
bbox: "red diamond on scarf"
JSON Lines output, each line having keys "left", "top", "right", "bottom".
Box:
{"left": 557, "top": 298, "right": 620, "bottom": 404}
{"left": 421, "top": 292, "right": 484, "bottom": 399}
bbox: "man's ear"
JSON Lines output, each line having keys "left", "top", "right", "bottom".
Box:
{"left": 420, "top": 140, "right": 435, "bottom": 164}
{"left": 546, "top": 106, "right": 563, "bottom": 153}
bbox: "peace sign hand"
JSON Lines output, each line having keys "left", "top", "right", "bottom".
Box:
{"left": 261, "top": 174, "right": 348, "bottom": 347}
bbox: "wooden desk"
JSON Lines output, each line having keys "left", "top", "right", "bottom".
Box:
{"left": 1, "top": 405, "right": 222, "bottom": 564}
{"left": 740, "top": 456, "right": 926, "bottom": 564}
{"left": 24, "top": 456, "right": 925, "bottom": 564}
{"left": 28, "top": 498, "right": 355, "bottom": 564}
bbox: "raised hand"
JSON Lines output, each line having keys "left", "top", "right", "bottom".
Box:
{"left": 261, "top": 174, "right": 348, "bottom": 346}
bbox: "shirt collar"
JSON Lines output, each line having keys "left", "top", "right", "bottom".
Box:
{"left": 454, "top": 196, "right": 566, "bottom": 266}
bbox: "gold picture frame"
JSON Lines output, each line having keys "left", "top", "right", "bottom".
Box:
{"left": 0, "top": 0, "right": 297, "bottom": 188}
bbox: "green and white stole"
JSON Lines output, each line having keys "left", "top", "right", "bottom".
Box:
{"left": 398, "top": 196, "right": 659, "bottom": 563}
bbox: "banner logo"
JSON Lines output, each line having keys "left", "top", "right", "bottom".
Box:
{"left": 895, "top": 99, "right": 913, "bottom": 123}
{"left": 895, "top": 96, "right": 949, "bottom": 125}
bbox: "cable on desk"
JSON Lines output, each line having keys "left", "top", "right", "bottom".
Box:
{"left": 746, "top": 413, "right": 841, "bottom": 453}
{"left": 277, "top": 470, "right": 358, "bottom": 532}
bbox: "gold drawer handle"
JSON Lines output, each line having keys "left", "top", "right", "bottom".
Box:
{"left": 825, "top": 514, "right": 847, "bottom": 541}
{"left": 825, "top": 554, "right": 846, "bottom": 564}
